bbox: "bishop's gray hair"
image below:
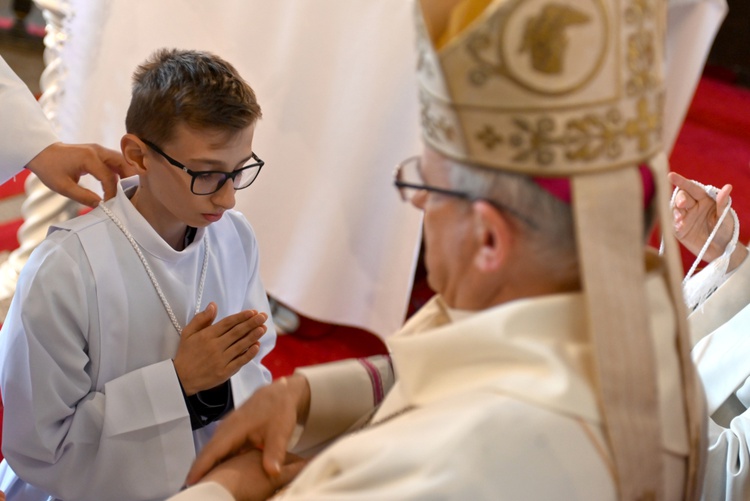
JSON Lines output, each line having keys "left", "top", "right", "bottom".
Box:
{"left": 446, "top": 159, "right": 579, "bottom": 281}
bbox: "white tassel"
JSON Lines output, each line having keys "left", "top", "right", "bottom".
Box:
{"left": 666, "top": 182, "right": 739, "bottom": 311}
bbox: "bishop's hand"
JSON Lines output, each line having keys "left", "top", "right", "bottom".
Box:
{"left": 186, "top": 374, "right": 311, "bottom": 485}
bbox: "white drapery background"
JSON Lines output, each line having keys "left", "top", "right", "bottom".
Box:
{"left": 55, "top": 0, "right": 423, "bottom": 338}
{"left": 38, "top": 0, "right": 725, "bottom": 338}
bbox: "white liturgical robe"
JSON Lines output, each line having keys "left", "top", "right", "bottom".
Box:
{"left": 0, "top": 179, "right": 276, "bottom": 501}
{"left": 170, "top": 264, "right": 691, "bottom": 500}
{"left": 687, "top": 250, "right": 750, "bottom": 500}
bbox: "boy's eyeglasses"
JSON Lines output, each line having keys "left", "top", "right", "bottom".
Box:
{"left": 140, "top": 138, "right": 264, "bottom": 195}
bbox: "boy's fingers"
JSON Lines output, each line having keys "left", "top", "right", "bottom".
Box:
{"left": 183, "top": 303, "right": 218, "bottom": 337}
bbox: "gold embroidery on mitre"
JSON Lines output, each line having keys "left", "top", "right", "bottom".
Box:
{"left": 415, "top": 0, "right": 665, "bottom": 175}
{"left": 625, "top": 0, "right": 658, "bottom": 96}
{"left": 464, "top": 0, "right": 608, "bottom": 96}
{"left": 519, "top": 3, "right": 591, "bottom": 75}
{"left": 476, "top": 125, "right": 504, "bottom": 149}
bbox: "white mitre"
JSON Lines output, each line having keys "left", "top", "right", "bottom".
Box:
{"left": 416, "top": 0, "right": 665, "bottom": 175}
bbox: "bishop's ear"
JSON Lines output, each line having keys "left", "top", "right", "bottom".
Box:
{"left": 120, "top": 134, "right": 148, "bottom": 173}
{"left": 471, "top": 200, "right": 516, "bottom": 272}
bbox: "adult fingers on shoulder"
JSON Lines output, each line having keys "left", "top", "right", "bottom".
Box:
{"left": 74, "top": 144, "right": 120, "bottom": 202}
{"left": 94, "top": 144, "right": 136, "bottom": 178}
{"left": 56, "top": 182, "right": 102, "bottom": 209}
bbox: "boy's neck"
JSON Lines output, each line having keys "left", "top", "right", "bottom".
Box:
{"left": 129, "top": 188, "right": 189, "bottom": 251}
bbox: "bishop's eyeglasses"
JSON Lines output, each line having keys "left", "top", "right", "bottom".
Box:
{"left": 393, "top": 156, "right": 537, "bottom": 229}
{"left": 141, "top": 138, "right": 265, "bottom": 195}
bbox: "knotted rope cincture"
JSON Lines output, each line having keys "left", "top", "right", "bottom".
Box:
{"left": 661, "top": 181, "right": 739, "bottom": 311}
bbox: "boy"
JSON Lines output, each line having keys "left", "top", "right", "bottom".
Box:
{"left": 0, "top": 49, "right": 276, "bottom": 501}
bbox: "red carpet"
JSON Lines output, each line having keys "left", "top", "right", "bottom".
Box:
{"left": 1, "top": 75, "right": 750, "bottom": 463}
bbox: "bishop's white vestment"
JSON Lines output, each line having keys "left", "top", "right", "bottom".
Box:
{"left": 0, "top": 179, "right": 276, "bottom": 501}
{"left": 169, "top": 264, "right": 691, "bottom": 500}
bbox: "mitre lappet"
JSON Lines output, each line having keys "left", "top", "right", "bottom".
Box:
{"left": 414, "top": 0, "right": 705, "bottom": 499}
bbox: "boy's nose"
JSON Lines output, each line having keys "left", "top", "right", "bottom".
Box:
{"left": 211, "top": 180, "right": 236, "bottom": 210}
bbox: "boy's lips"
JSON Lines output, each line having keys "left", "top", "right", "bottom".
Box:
{"left": 202, "top": 212, "right": 224, "bottom": 223}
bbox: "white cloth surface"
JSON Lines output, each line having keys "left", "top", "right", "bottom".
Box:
{"left": 0, "top": 178, "right": 276, "bottom": 501}
{"left": 664, "top": 0, "right": 728, "bottom": 151}
{"left": 689, "top": 253, "right": 750, "bottom": 500}
{"left": 170, "top": 269, "right": 691, "bottom": 500}
{"left": 53, "top": 0, "right": 423, "bottom": 339}
{"left": 0, "top": 56, "right": 58, "bottom": 181}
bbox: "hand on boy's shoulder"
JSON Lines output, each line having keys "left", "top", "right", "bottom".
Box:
{"left": 174, "top": 303, "right": 269, "bottom": 396}
{"left": 27, "top": 142, "right": 136, "bottom": 208}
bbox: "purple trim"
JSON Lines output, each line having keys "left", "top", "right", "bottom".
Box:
{"left": 358, "top": 358, "right": 385, "bottom": 406}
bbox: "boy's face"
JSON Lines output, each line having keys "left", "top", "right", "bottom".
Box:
{"left": 135, "top": 122, "right": 257, "bottom": 242}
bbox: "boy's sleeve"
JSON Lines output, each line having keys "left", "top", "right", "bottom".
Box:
{"left": 229, "top": 215, "right": 275, "bottom": 406}
{"left": 167, "top": 482, "right": 237, "bottom": 501}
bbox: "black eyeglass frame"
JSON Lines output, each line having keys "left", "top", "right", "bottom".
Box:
{"left": 393, "top": 156, "right": 538, "bottom": 230}
{"left": 140, "top": 138, "right": 265, "bottom": 195}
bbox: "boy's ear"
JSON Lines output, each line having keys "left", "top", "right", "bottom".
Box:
{"left": 120, "top": 134, "right": 148, "bottom": 174}
{"left": 471, "top": 200, "right": 516, "bottom": 273}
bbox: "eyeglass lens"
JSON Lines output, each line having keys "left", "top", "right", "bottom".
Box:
{"left": 192, "top": 163, "right": 262, "bottom": 195}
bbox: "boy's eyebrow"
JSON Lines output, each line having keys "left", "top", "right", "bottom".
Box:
{"left": 187, "top": 153, "right": 255, "bottom": 169}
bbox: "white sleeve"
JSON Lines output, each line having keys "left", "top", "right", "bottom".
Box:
{"left": 167, "top": 482, "right": 237, "bottom": 501}
{"left": 0, "top": 235, "right": 195, "bottom": 501}
{"left": 223, "top": 214, "right": 275, "bottom": 406}
{"left": 701, "top": 376, "right": 750, "bottom": 501}
{"left": 293, "top": 355, "right": 394, "bottom": 452}
{"left": 0, "top": 55, "right": 58, "bottom": 182}
{"left": 689, "top": 248, "right": 750, "bottom": 346}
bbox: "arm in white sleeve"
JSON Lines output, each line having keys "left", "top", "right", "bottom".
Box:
{"left": 0, "top": 55, "right": 58, "bottom": 182}
{"left": 292, "top": 355, "right": 394, "bottom": 452}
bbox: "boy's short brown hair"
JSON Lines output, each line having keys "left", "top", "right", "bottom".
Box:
{"left": 125, "top": 48, "right": 262, "bottom": 145}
